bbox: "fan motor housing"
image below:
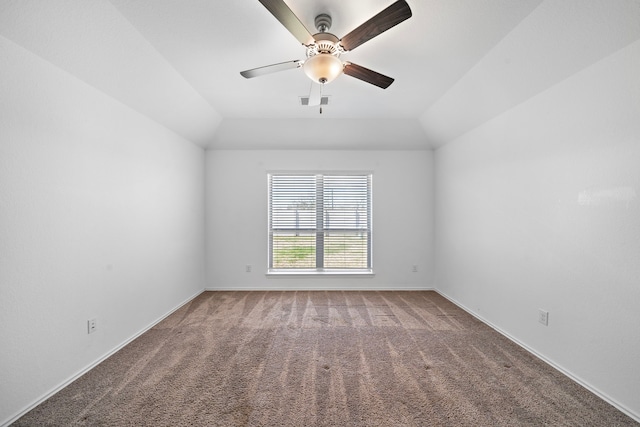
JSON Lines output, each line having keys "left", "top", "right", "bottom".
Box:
{"left": 306, "top": 32, "right": 341, "bottom": 57}
{"left": 304, "top": 28, "right": 343, "bottom": 84}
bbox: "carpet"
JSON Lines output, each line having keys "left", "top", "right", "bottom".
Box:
{"left": 13, "top": 291, "right": 638, "bottom": 426}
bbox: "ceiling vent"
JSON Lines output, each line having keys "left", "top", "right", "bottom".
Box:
{"left": 299, "top": 96, "right": 330, "bottom": 106}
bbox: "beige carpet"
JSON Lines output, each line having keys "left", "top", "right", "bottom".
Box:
{"left": 14, "top": 291, "right": 637, "bottom": 426}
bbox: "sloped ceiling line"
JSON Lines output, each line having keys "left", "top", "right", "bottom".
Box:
{"left": 420, "top": 0, "right": 640, "bottom": 148}
{"left": 3, "top": 0, "right": 637, "bottom": 150}
{"left": 0, "top": 0, "right": 222, "bottom": 148}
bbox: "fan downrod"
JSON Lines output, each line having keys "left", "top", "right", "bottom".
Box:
{"left": 314, "top": 14, "right": 331, "bottom": 32}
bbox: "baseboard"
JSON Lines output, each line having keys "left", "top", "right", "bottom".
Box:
{"left": 433, "top": 289, "right": 640, "bottom": 424}
{"left": 1, "top": 289, "right": 205, "bottom": 427}
{"left": 205, "top": 285, "right": 435, "bottom": 291}
{"left": 12, "top": 287, "right": 632, "bottom": 425}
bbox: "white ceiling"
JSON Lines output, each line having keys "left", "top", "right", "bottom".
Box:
{"left": 1, "top": 0, "right": 639, "bottom": 149}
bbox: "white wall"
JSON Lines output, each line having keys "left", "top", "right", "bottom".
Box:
{"left": 206, "top": 150, "right": 434, "bottom": 290}
{"left": 434, "top": 39, "right": 640, "bottom": 418}
{"left": 0, "top": 37, "right": 206, "bottom": 425}
{"left": 211, "top": 118, "right": 429, "bottom": 150}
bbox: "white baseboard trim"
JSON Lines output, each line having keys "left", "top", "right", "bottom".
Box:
{"left": 1, "top": 289, "right": 204, "bottom": 427}
{"left": 205, "top": 285, "right": 435, "bottom": 291}
{"left": 433, "top": 289, "right": 640, "bottom": 424}
{"left": 11, "top": 287, "right": 632, "bottom": 425}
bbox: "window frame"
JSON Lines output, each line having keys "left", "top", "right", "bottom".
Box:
{"left": 267, "top": 172, "right": 374, "bottom": 277}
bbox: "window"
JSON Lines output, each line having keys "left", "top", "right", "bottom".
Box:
{"left": 268, "top": 173, "right": 372, "bottom": 273}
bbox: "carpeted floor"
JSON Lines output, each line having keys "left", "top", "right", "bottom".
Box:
{"left": 14, "top": 291, "right": 638, "bottom": 426}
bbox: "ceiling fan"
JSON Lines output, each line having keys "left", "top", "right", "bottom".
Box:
{"left": 240, "top": 0, "right": 412, "bottom": 106}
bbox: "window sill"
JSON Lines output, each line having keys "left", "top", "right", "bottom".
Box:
{"left": 266, "top": 269, "right": 375, "bottom": 278}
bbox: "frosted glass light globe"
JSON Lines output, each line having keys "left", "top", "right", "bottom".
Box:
{"left": 303, "top": 54, "right": 343, "bottom": 84}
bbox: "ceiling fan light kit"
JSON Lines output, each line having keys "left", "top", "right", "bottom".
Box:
{"left": 240, "top": 0, "right": 412, "bottom": 105}
{"left": 303, "top": 53, "right": 343, "bottom": 84}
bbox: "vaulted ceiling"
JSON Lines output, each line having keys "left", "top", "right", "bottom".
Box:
{"left": 1, "top": 0, "right": 638, "bottom": 149}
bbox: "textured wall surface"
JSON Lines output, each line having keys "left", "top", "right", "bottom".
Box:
{"left": 434, "top": 39, "right": 640, "bottom": 418}
{"left": 206, "top": 150, "right": 434, "bottom": 290}
{"left": 0, "top": 37, "right": 206, "bottom": 425}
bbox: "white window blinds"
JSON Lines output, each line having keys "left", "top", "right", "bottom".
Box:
{"left": 268, "top": 173, "right": 372, "bottom": 271}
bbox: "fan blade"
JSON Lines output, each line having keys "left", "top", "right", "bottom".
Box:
{"left": 343, "top": 62, "right": 394, "bottom": 89}
{"left": 340, "top": 0, "right": 412, "bottom": 51}
{"left": 258, "top": 0, "right": 315, "bottom": 45}
{"left": 240, "top": 60, "right": 302, "bottom": 78}
{"left": 308, "top": 82, "right": 322, "bottom": 106}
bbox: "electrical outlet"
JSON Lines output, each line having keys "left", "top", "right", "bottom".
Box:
{"left": 88, "top": 318, "right": 97, "bottom": 334}
{"left": 412, "top": 265, "right": 418, "bottom": 273}
{"left": 245, "top": 264, "right": 252, "bottom": 273}
{"left": 538, "top": 309, "right": 549, "bottom": 326}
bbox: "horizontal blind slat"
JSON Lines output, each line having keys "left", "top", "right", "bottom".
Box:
{"left": 269, "top": 173, "right": 371, "bottom": 270}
